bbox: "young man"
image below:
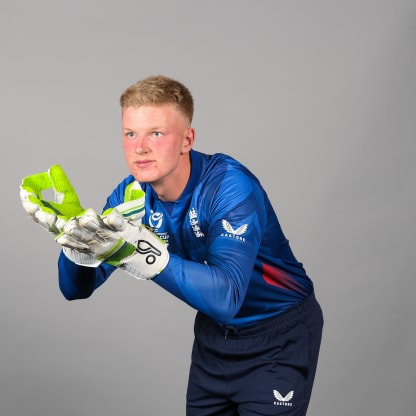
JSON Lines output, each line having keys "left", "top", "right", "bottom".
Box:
{"left": 20, "top": 75, "right": 323, "bottom": 415}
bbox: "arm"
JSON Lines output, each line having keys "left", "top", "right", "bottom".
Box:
{"left": 154, "top": 248, "right": 257, "bottom": 323}
{"left": 58, "top": 251, "right": 116, "bottom": 300}
{"left": 154, "top": 176, "right": 266, "bottom": 323}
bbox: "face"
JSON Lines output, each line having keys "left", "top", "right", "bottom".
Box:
{"left": 122, "top": 104, "right": 195, "bottom": 200}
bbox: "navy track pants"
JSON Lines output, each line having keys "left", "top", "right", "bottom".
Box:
{"left": 186, "top": 292, "right": 323, "bottom": 416}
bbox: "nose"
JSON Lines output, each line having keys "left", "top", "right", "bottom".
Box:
{"left": 134, "top": 135, "right": 150, "bottom": 154}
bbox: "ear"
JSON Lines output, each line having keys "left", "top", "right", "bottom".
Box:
{"left": 181, "top": 127, "right": 195, "bottom": 154}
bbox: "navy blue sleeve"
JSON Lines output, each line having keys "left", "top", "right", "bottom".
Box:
{"left": 58, "top": 251, "right": 116, "bottom": 300}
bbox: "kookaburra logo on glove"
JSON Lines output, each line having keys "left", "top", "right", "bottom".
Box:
{"left": 136, "top": 240, "right": 162, "bottom": 265}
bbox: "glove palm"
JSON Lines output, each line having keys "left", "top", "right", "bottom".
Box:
{"left": 20, "top": 164, "right": 84, "bottom": 234}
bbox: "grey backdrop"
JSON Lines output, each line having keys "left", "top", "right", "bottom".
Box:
{"left": 1, "top": 1, "right": 415, "bottom": 415}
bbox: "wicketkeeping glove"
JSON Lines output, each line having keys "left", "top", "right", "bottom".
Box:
{"left": 102, "top": 205, "right": 170, "bottom": 279}
{"left": 57, "top": 182, "right": 169, "bottom": 280}
{"left": 56, "top": 181, "right": 145, "bottom": 268}
{"left": 20, "top": 164, "right": 85, "bottom": 235}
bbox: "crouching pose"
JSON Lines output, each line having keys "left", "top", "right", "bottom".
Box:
{"left": 20, "top": 75, "right": 323, "bottom": 415}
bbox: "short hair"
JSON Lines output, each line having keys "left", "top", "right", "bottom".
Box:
{"left": 120, "top": 75, "right": 194, "bottom": 123}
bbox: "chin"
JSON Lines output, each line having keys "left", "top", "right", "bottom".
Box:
{"left": 131, "top": 171, "right": 157, "bottom": 184}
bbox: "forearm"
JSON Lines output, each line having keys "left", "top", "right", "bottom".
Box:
{"left": 58, "top": 250, "right": 115, "bottom": 300}
{"left": 153, "top": 253, "right": 251, "bottom": 323}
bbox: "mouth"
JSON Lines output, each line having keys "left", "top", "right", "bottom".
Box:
{"left": 135, "top": 160, "right": 154, "bottom": 169}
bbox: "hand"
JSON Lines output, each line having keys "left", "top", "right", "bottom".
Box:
{"left": 104, "top": 207, "right": 169, "bottom": 279}
{"left": 58, "top": 207, "right": 169, "bottom": 279}
{"left": 104, "top": 181, "right": 169, "bottom": 279}
{"left": 20, "top": 164, "right": 84, "bottom": 235}
{"left": 57, "top": 208, "right": 138, "bottom": 267}
{"left": 57, "top": 179, "right": 147, "bottom": 267}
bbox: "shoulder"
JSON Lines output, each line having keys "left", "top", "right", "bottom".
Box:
{"left": 202, "top": 152, "right": 262, "bottom": 195}
{"left": 192, "top": 151, "right": 267, "bottom": 217}
{"left": 193, "top": 150, "right": 259, "bottom": 186}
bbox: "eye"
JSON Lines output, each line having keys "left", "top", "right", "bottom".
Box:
{"left": 152, "top": 131, "right": 163, "bottom": 138}
{"left": 125, "top": 131, "right": 135, "bottom": 139}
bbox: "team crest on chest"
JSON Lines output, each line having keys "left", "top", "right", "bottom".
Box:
{"left": 189, "top": 208, "right": 205, "bottom": 238}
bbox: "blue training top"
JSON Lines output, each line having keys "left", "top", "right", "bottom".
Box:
{"left": 58, "top": 150, "right": 314, "bottom": 327}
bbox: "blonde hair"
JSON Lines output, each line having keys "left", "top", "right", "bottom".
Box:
{"left": 120, "top": 75, "right": 194, "bottom": 123}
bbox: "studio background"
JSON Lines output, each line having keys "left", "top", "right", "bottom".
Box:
{"left": 1, "top": 1, "right": 415, "bottom": 415}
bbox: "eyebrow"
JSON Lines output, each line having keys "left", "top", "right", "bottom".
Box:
{"left": 122, "top": 126, "right": 165, "bottom": 131}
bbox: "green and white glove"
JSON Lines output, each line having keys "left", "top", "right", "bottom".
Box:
{"left": 57, "top": 180, "right": 145, "bottom": 267}
{"left": 102, "top": 204, "right": 170, "bottom": 279}
{"left": 57, "top": 183, "right": 169, "bottom": 280}
{"left": 56, "top": 208, "right": 137, "bottom": 267}
{"left": 20, "top": 165, "right": 168, "bottom": 280}
{"left": 20, "top": 164, "right": 84, "bottom": 235}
